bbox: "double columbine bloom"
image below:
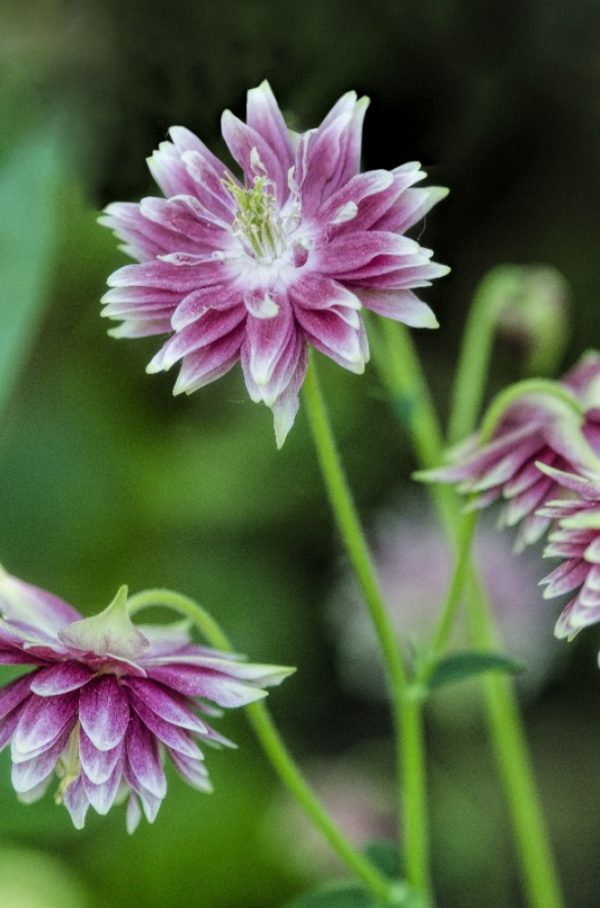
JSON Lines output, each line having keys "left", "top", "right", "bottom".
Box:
{"left": 425, "top": 351, "right": 600, "bottom": 654}
{"left": 100, "top": 81, "right": 448, "bottom": 445}
{"left": 426, "top": 353, "right": 600, "bottom": 550}
{"left": 0, "top": 570, "right": 291, "bottom": 830}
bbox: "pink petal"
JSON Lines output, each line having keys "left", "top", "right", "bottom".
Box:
{"left": 246, "top": 81, "right": 294, "bottom": 177}
{"left": 172, "top": 282, "right": 244, "bottom": 330}
{"left": 295, "top": 306, "right": 367, "bottom": 373}
{"left": 147, "top": 305, "right": 246, "bottom": 373}
{"left": 243, "top": 294, "right": 294, "bottom": 388}
{"left": 221, "top": 110, "right": 287, "bottom": 203}
{"left": 79, "top": 676, "right": 131, "bottom": 751}
{"left": 357, "top": 288, "right": 438, "bottom": 327}
{"left": 30, "top": 662, "right": 94, "bottom": 697}
{"left": 173, "top": 324, "right": 245, "bottom": 394}
{"left": 289, "top": 273, "right": 361, "bottom": 312}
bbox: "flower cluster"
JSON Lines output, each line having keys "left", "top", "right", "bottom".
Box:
{"left": 0, "top": 570, "right": 292, "bottom": 831}
{"left": 425, "top": 350, "right": 600, "bottom": 656}
{"left": 100, "top": 81, "right": 448, "bottom": 446}
{"left": 425, "top": 352, "right": 600, "bottom": 550}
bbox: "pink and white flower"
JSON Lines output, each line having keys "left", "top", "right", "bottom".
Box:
{"left": 423, "top": 353, "right": 600, "bottom": 550}
{"left": 0, "top": 569, "right": 292, "bottom": 831}
{"left": 536, "top": 465, "right": 600, "bottom": 641}
{"left": 100, "top": 81, "right": 448, "bottom": 446}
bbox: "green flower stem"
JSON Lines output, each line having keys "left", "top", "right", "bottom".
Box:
{"left": 426, "top": 510, "right": 478, "bottom": 666}
{"left": 370, "top": 322, "right": 565, "bottom": 908}
{"left": 302, "top": 358, "right": 432, "bottom": 904}
{"left": 447, "top": 273, "right": 510, "bottom": 445}
{"left": 128, "top": 588, "right": 395, "bottom": 906}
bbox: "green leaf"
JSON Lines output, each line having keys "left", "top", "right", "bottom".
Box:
{"left": 282, "top": 883, "right": 378, "bottom": 908}
{"left": 428, "top": 651, "right": 525, "bottom": 689}
{"left": 0, "top": 126, "right": 65, "bottom": 421}
{"left": 363, "top": 840, "right": 402, "bottom": 880}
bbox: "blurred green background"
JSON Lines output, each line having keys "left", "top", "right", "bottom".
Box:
{"left": 1, "top": 1, "right": 600, "bottom": 906}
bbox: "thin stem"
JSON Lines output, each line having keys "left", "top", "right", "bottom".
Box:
{"left": 370, "top": 322, "right": 565, "bottom": 908}
{"left": 127, "top": 588, "right": 395, "bottom": 905}
{"left": 302, "top": 357, "right": 432, "bottom": 903}
{"left": 447, "top": 273, "right": 509, "bottom": 444}
{"left": 426, "top": 510, "right": 478, "bottom": 665}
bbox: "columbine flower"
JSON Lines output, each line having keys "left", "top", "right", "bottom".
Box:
{"left": 537, "top": 465, "right": 600, "bottom": 641}
{"left": 100, "top": 81, "right": 448, "bottom": 446}
{"left": 0, "top": 569, "right": 292, "bottom": 831}
{"left": 423, "top": 352, "right": 600, "bottom": 550}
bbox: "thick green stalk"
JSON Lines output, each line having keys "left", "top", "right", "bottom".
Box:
{"left": 127, "top": 589, "right": 396, "bottom": 905}
{"left": 302, "top": 358, "right": 432, "bottom": 903}
{"left": 371, "top": 321, "right": 564, "bottom": 908}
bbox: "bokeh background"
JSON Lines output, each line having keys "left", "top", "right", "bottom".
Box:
{"left": 1, "top": 1, "right": 600, "bottom": 906}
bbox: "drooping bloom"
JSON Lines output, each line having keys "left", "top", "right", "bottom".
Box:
{"left": 423, "top": 352, "right": 600, "bottom": 550}
{"left": 0, "top": 570, "right": 292, "bottom": 831}
{"left": 537, "top": 465, "right": 600, "bottom": 641}
{"left": 100, "top": 81, "right": 448, "bottom": 446}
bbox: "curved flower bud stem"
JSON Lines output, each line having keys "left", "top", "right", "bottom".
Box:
{"left": 478, "top": 378, "right": 585, "bottom": 444}
{"left": 370, "top": 322, "right": 565, "bottom": 908}
{"left": 302, "top": 356, "right": 433, "bottom": 905}
{"left": 447, "top": 270, "right": 517, "bottom": 445}
{"left": 127, "top": 588, "right": 397, "bottom": 906}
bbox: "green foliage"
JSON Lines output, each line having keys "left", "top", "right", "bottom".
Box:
{"left": 0, "top": 124, "right": 66, "bottom": 420}
{"left": 428, "top": 651, "right": 525, "bottom": 690}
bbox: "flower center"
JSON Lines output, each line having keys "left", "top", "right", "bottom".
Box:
{"left": 224, "top": 149, "right": 287, "bottom": 264}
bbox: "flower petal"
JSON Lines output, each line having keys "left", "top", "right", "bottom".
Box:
{"left": 12, "top": 692, "right": 78, "bottom": 757}
{"left": 123, "top": 678, "right": 207, "bottom": 733}
{"left": 0, "top": 568, "right": 81, "bottom": 636}
{"left": 173, "top": 324, "right": 245, "bottom": 395}
{"left": 62, "top": 775, "right": 90, "bottom": 830}
{"left": 79, "top": 675, "right": 131, "bottom": 751}
{"left": 30, "top": 662, "right": 94, "bottom": 697}
{"left": 79, "top": 728, "right": 124, "bottom": 784}
{"left": 126, "top": 714, "right": 167, "bottom": 799}
{"left": 246, "top": 80, "right": 294, "bottom": 177}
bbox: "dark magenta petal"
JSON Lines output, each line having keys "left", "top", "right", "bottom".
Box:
{"left": 79, "top": 676, "right": 131, "bottom": 751}
{"left": 126, "top": 714, "right": 167, "bottom": 799}
{"left": 0, "top": 571, "right": 81, "bottom": 636}
{"left": 123, "top": 678, "right": 207, "bottom": 733}
{"left": 79, "top": 727, "right": 124, "bottom": 784}
{"left": 130, "top": 694, "right": 202, "bottom": 759}
{"left": 30, "top": 662, "right": 93, "bottom": 697}
{"left": 62, "top": 775, "right": 90, "bottom": 830}
{"left": 147, "top": 665, "right": 269, "bottom": 708}
{"left": 169, "top": 749, "right": 213, "bottom": 793}
{"left": 82, "top": 757, "right": 124, "bottom": 815}
{"left": 11, "top": 727, "right": 70, "bottom": 793}
{"left": 0, "top": 673, "right": 35, "bottom": 720}
{"left": 12, "top": 692, "right": 78, "bottom": 757}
